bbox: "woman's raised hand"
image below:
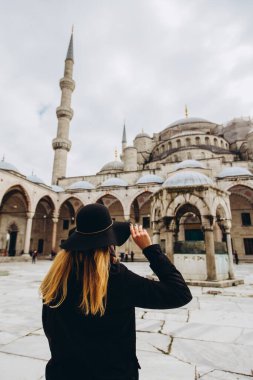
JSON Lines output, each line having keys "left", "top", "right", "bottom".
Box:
{"left": 130, "top": 224, "right": 152, "bottom": 250}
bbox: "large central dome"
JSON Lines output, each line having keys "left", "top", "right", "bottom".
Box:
{"left": 160, "top": 116, "right": 218, "bottom": 140}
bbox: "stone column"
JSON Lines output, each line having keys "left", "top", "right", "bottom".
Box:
{"left": 225, "top": 230, "right": 235, "bottom": 280}
{"left": 52, "top": 217, "right": 59, "bottom": 251}
{"left": 166, "top": 229, "right": 174, "bottom": 262}
{"left": 152, "top": 222, "right": 160, "bottom": 245}
{"left": 204, "top": 227, "right": 217, "bottom": 281}
{"left": 24, "top": 212, "right": 34, "bottom": 254}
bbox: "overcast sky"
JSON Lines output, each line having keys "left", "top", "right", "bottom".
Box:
{"left": 1, "top": 0, "right": 253, "bottom": 184}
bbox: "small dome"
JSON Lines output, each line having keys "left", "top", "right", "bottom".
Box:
{"left": 163, "top": 171, "right": 213, "bottom": 188}
{"left": 100, "top": 160, "right": 124, "bottom": 172}
{"left": 100, "top": 177, "right": 128, "bottom": 187}
{"left": 0, "top": 160, "right": 19, "bottom": 173}
{"left": 67, "top": 181, "right": 95, "bottom": 190}
{"left": 26, "top": 174, "right": 45, "bottom": 185}
{"left": 137, "top": 174, "right": 164, "bottom": 185}
{"left": 135, "top": 132, "right": 151, "bottom": 139}
{"left": 217, "top": 167, "right": 253, "bottom": 178}
{"left": 175, "top": 160, "right": 205, "bottom": 170}
{"left": 51, "top": 185, "right": 64, "bottom": 192}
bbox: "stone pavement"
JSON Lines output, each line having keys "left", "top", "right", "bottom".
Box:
{"left": 0, "top": 260, "right": 253, "bottom": 380}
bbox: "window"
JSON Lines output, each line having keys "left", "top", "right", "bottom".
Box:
{"left": 244, "top": 238, "right": 253, "bottom": 255}
{"left": 63, "top": 219, "right": 70, "bottom": 230}
{"left": 186, "top": 138, "right": 191, "bottom": 146}
{"left": 195, "top": 137, "right": 200, "bottom": 145}
{"left": 142, "top": 216, "right": 150, "bottom": 229}
{"left": 176, "top": 139, "right": 181, "bottom": 148}
{"left": 241, "top": 213, "right": 251, "bottom": 226}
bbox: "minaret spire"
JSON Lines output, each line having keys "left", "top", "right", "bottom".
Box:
{"left": 122, "top": 122, "right": 127, "bottom": 152}
{"left": 51, "top": 30, "right": 75, "bottom": 185}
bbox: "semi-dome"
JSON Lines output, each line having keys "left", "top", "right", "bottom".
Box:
{"left": 136, "top": 174, "right": 164, "bottom": 185}
{"left": 100, "top": 160, "right": 124, "bottom": 172}
{"left": 0, "top": 160, "right": 20, "bottom": 173}
{"left": 67, "top": 180, "right": 95, "bottom": 190}
{"left": 223, "top": 117, "right": 253, "bottom": 143}
{"left": 26, "top": 174, "right": 45, "bottom": 185}
{"left": 163, "top": 171, "right": 213, "bottom": 188}
{"left": 51, "top": 185, "right": 64, "bottom": 192}
{"left": 217, "top": 167, "right": 253, "bottom": 178}
{"left": 175, "top": 160, "right": 205, "bottom": 170}
{"left": 100, "top": 177, "right": 128, "bottom": 187}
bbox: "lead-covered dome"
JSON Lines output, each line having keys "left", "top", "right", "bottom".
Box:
{"left": 175, "top": 160, "right": 205, "bottom": 170}
{"left": 67, "top": 181, "right": 95, "bottom": 190}
{"left": 135, "top": 132, "right": 151, "bottom": 139}
{"left": 51, "top": 185, "right": 64, "bottom": 192}
{"left": 163, "top": 171, "right": 213, "bottom": 188}
{"left": 100, "top": 177, "right": 128, "bottom": 187}
{"left": 100, "top": 160, "right": 124, "bottom": 173}
{"left": 217, "top": 167, "right": 253, "bottom": 178}
{"left": 0, "top": 159, "right": 20, "bottom": 173}
{"left": 26, "top": 174, "right": 45, "bottom": 185}
{"left": 168, "top": 117, "right": 211, "bottom": 129}
{"left": 136, "top": 174, "right": 164, "bottom": 185}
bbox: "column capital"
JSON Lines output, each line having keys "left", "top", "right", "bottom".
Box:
{"left": 52, "top": 217, "right": 59, "bottom": 224}
{"left": 26, "top": 212, "right": 35, "bottom": 219}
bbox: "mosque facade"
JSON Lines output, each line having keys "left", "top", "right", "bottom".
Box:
{"left": 1, "top": 33, "right": 253, "bottom": 281}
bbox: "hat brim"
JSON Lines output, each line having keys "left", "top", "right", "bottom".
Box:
{"left": 60, "top": 221, "right": 130, "bottom": 251}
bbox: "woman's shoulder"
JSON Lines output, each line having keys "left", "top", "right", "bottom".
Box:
{"left": 109, "top": 262, "right": 128, "bottom": 275}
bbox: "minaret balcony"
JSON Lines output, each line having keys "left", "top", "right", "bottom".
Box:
{"left": 56, "top": 106, "right": 74, "bottom": 120}
{"left": 60, "top": 78, "right": 75, "bottom": 91}
{"left": 52, "top": 138, "right": 72, "bottom": 152}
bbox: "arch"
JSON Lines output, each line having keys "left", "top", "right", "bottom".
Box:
{"left": 205, "top": 136, "right": 210, "bottom": 145}
{"left": 166, "top": 193, "right": 211, "bottom": 218}
{"left": 168, "top": 141, "right": 172, "bottom": 150}
{"left": 176, "top": 139, "right": 181, "bottom": 148}
{"left": 129, "top": 191, "right": 152, "bottom": 225}
{"left": 0, "top": 185, "right": 30, "bottom": 256}
{"left": 214, "top": 138, "right": 218, "bottom": 147}
{"left": 96, "top": 194, "right": 125, "bottom": 222}
{"left": 0, "top": 184, "right": 31, "bottom": 212}
{"left": 34, "top": 195, "right": 55, "bottom": 215}
{"left": 195, "top": 136, "right": 200, "bottom": 145}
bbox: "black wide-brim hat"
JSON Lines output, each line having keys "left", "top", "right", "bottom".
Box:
{"left": 60, "top": 203, "right": 130, "bottom": 251}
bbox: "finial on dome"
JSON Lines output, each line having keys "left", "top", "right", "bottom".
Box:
{"left": 185, "top": 105, "right": 188, "bottom": 118}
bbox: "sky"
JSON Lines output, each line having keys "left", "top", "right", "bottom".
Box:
{"left": 1, "top": 0, "right": 253, "bottom": 184}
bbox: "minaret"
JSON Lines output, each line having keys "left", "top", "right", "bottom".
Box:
{"left": 122, "top": 123, "right": 127, "bottom": 152}
{"left": 51, "top": 30, "right": 75, "bottom": 185}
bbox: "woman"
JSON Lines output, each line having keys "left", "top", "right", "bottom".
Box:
{"left": 41, "top": 203, "right": 192, "bottom": 380}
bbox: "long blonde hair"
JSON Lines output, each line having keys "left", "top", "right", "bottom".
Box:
{"left": 40, "top": 248, "right": 110, "bottom": 316}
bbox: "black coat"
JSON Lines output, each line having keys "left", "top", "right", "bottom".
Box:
{"left": 42, "top": 244, "right": 192, "bottom": 380}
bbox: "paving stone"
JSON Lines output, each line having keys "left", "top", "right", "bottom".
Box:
{"left": 0, "top": 351, "right": 45, "bottom": 380}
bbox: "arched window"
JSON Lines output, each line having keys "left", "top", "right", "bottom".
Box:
{"left": 205, "top": 137, "right": 210, "bottom": 145}
{"left": 174, "top": 154, "right": 179, "bottom": 162}
{"left": 176, "top": 139, "right": 181, "bottom": 148}
{"left": 186, "top": 138, "right": 191, "bottom": 147}
{"left": 214, "top": 138, "right": 218, "bottom": 147}
{"left": 168, "top": 141, "right": 172, "bottom": 150}
{"left": 195, "top": 137, "right": 200, "bottom": 145}
{"left": 221, "top": 140, "right": 224, "bottom": 147}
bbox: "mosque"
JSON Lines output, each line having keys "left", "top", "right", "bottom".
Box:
{"left": 0, "top": 33, "right": 253, "bottom": 282}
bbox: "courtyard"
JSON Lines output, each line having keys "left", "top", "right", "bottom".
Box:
{"left": 0, "top": 259, "right": 253, "bottom": 380}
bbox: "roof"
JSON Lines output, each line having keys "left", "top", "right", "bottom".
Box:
{"left": 217, "top": 167, "right": 253, "bottom": 178}
{"left": 168, "top": 117, "right": 212, "bottom": 128}
{"left": 26, "top": 174, "right": 45, "bottom": 185}
{"left": 67, "top": 181, "right": 95, "bottom": 190}
{"left": 100, "top": 177, "right": 128, "bottom": 187}
{"left": 0, "top": 160, "right": 20, "bottom": 173}
{"left": 100, "top": 160, "right": 124, "bottom": 172}
{"left": 136, "top": 174, "right": 164, "bottom": 185}
{"left": 51, "top": 185, "right": 64, "bottom": 192}
{"left": 163, "top": 171, "right": 213, "bottom": 188}
{"left": 175, "top": 160, "right": 205, "bottom": 170}
{"left": 66, "top": 32, "right": 74, "bottom": 61}
{"left": 135, "top": 132, "right": 151, "bottom": 139}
